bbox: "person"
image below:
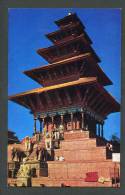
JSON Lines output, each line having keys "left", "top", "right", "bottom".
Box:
{"left": 54, "top": 128, "right": 60, "bottom": 140}
{"left": 16, "top": 150, "right": 22, "bottom": 162}
{"left": 11, "top": 147, "right": 16, "bottom": 161}
{"left": 25, "top": 136, "right": 31, "bottom": 151}
{"left": 45, "top": 130, "right": 52, "bottom": 150}
{"left": 59, "top": 156, "right": 65, "bottom": 161}
{"left": 109, "top": 143, "right": 113, "bottom": 151}
{"left": 35, "top": 133, "right": 41, "bottom": 142}
{"left": 36, "top": 145, "right": 39, "bottom": 160}
{"left": 106, "top": 143, "right": 113, "bottom": 152}
{"left": 44, "top": 148, "right": 48, "bottom": 161}
{"left": 41, "top": 147, "right": 45, "bottom": 161}
{"left": 59, "top": 124, "right": 64, "bottom": 139}
{"left": 55, "top": 156, "right": 59, "bottom": 161}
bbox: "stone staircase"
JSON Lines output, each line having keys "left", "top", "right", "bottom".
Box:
{"left": 31, "top": 130, "right": 119, "bottom": 187}
{"left": 8, "top": 130, "right": 120, "bottom": 187}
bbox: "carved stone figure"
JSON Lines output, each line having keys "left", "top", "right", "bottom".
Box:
{"left": 11, "top": 147, "right": 17, "bottom": 161}
{"left": 17, "top": 164, "right": 31, "bottom": 178}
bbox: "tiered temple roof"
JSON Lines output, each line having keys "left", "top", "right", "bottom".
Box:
{"left": 9, "top": 12, "right": 120, "bottom": 123}
{"left": 23, "top": 53, "right": 112, "bottom": 86}
{"left": 8, "top": 13, "right": 120, "bottom": 187}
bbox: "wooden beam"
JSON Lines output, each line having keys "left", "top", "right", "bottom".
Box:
{"left": 38, "top": 72, "right": 44, "bottom": 80}
{"left": 74, "top": 86, "right": 82, "bottom": 102}
{"left": 17, "top": 97, "right": 30, "bottom": 109}
{"left": 63, "top": 88, "right": 72, "bottom": 105}
{"left": 53, "top": 69, "right": 58, "bottom": 78}
{"left": 56, "top": 47, "right": 60, "bottom": 57}
{"left": 36, "top": 93, "right": 45, "bottom": 111}
{"left": 79, "top": 63, "right": 84, "bottom": 73}
{"left": 46, "top": 71, "right": 52, "bottom": 80}
{"left": 54, "top": 90, "right": 63, "bottom": 106}
{"left": 76, "top": 42, "right": 80, "bottom": 50}
{"left": 85, "top": 88, "right": 96, "bottom": 106}
{"left": 102, "top": 105, "right": 113, "bottom": 117}
{"left": 74, "top": 61, "right": 81, "bottom": 73}
{"left": 65, "top": 63, "right": 71, "bottom": 74}
{"left": 94, "top": 99, "right": 107, "bottom": 115}
{"left": 81, "top": 88, "right": 90, "bottom": 106}
{"left": 92, "top": 95, "right": 105, "bottom": 111}
{"left": 27, "top": 95, "right": 36, "bottom": 111}
{"left": 88, "top": 92, "right": 102, "bottom": 108}
{"left": 59, "top": 68, "right": 64, "bottom": 77}
{"left": 44, "top": 92, "right": 53, "bottom": 107}
{"left": 101, "top": 104, "right": 112, "bottom": 116}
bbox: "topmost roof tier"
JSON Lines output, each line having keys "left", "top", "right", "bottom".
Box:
{"left": 46, "top": 12, "right": 92, "bottom": 44}
{"left": 55, "top": 12, "right": 85, "bottom": 28}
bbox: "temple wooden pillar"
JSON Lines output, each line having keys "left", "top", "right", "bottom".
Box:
{"left": 42, "top": 117, "right": 45, "bottom": 130}
{"left": 34, "top": 118, "right": 37, "bottom": 134}
{"left": 71, "top": 113, "right": 73, "bottom": 130}
{"left": 52, "top": 116, "right": 54, "bottom": 129}
{"left": 101, "top": 123, "right": 104, "bottom": 138}
{"left": 46, "top": 118, "right": 49, "bottom": 131}
{"left": 61, "top": 114, "right": 64, "bottom": 125}
{"left": 98, "top": 123, "right": 101, "bottom": 137}
{"left": 81, "top": 111, "right": 84, "bottom": 130}
{"left": 73, "top": 118, "right": 76, "bottom": 130}
{"left": 40, "top": 118, "right": 42, "bottom": 133}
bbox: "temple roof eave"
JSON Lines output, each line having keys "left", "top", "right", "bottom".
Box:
{"left": 9, "top": 77, "right": 97, "bottom": 99}
{"left": 37, "top": 34, "right": 101, "bottom": 63}
{"left": 24, "top": 53, "right": 91, "bottom": 73}
{"left": 45, "top": 24, "right": 92, "bottom": 44}
{"left": 8, "top": 77, "right": 120, "bottom": 119}
{"left": 54, "top": 13, "right": 85, "bottom": 29}
{"left": 23, "top": 53, "right": 112, "bottom": 86}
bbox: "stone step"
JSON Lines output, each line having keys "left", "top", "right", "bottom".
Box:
{"left": 31, "top": 177, "right": 113, "bottom": 187}
{"left": 8, "top": 161, "right": 120, "bottom": 187}
{"left": 47, "top": 161, "right": 116, "bottom": 180}
{"left": 64, "top": 130, "right": 90, "bottom": 140}
{"left": 60, "top": 138, "right": 97, "bottom": 150}
{"left": 54, "top": 147, "right": 106, "bottom": 161}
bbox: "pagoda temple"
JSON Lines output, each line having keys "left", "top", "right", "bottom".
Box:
{"left": 8, "top": 13, "right": 120, "bottom": 187}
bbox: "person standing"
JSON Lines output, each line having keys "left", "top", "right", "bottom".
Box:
{"left": 36, "top": 145, "right": 39, "bottom": 160}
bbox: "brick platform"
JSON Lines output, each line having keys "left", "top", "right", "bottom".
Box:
{"left": 47, "top": 160, "right": 115, "bottom": 179}
{"left": 8, "top": 130, "right": 120, "bottom": 187}
{"left": 31, "top": 177, "right": 113, "bottom": 187}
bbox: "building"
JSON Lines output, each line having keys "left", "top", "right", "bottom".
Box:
{"left": 8, "top": 130, "right": 20, "bottom": 144}
{"left": 8, "top": 12, "right": 120, "bottom": 187}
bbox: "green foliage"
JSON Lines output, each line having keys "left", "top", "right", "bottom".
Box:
{"left": 110, "top": 133, "right": 120, "bottom": 143}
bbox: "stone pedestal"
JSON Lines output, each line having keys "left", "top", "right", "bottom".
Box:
{"left": 17, "top": 176, "right": 31, "bottom": 187}
{"left": 19, "top": 160, "right": 48, "bottom": 178}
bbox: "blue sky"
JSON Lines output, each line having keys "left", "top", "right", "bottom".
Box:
{"left": 8, "top": 8, "right": 121, "bottom": 141}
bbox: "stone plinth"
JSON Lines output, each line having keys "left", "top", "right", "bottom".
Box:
{"left": 54, "top": 147, "right": 106, "bottom": 161}
{"left": 64, "top": 130, "right": 89, "bottom": 140}
{"left": 60, "top": 138, "right": 96, "bottom": 150}
{"left": 19, "top": 160, "right": 48, "bottom": 178}
{"left": 31, "top": 177, "right": 113, "bottom": 187}
{"left": 8, "top": 130, "right": 120, "bottom": 187}
{"left": 47, "top": 161, "right": 116, "bottom": 180}
{"left": 16, "top": 177, "right": 31, "bottom": 187}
